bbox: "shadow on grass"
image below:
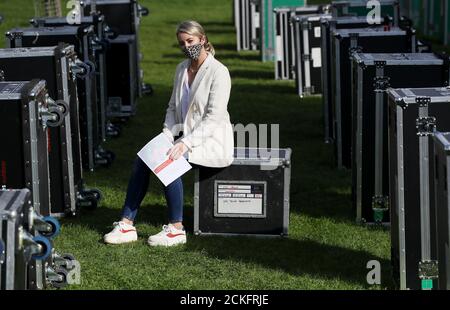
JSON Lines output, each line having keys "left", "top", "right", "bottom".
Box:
{"left": 64, "top": 203, "right": 393, "bottom": 288}
{"left": 184, "top": 234, "right": 393, "bottom": 289}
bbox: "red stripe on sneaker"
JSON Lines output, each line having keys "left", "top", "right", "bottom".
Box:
{"left": 155, "top": 158, "right": 174, "bottom": 174}
{"left": 166, "top": 233, "right": 185, "bottom": 238}
{"left": 120, "top": 229, "right": 136, "bottom": 234}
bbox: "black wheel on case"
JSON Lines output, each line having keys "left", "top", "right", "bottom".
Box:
{"left": 84, "top": 196, "right": 98, "bottom": 211}
{"left": 84, "top": 60, "right": 96, "bottom": 76}
{"left": 55, "top": 100, "right": 69, "bottom": 117}
{"left": 60, "top": 253, "right": 76, "bottom": 270}
{"left": 75, "top": 61, "right": 90, "bottom": 79}
{"left": 95, "top": 153, "right": 112, "bottom": 168}
{"left": 46, "top": 109, "right": 64, "bottom": 127}
{"left": 50, "top": 267, "right": 69, "bottom": 289}
{"left": 141, "top": 83, "right": 153, "bottom": 96}
{"left": 104, "top": 150, "right": 116, "bottom": 162}
{"left": 87, "top": 189, "right": 102, "bottom": 202}
{"left": 106, "top": 126, "right": 120, "bottom": 138}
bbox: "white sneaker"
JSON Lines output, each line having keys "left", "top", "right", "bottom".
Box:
{"left": 148, "top": 224, "right": 186, "bottom": 247}
{"left": 103, "top": 221, "right": 138, "bottom": 244}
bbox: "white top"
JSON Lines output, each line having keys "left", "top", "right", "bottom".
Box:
{"left": 181, "top": 68, "right": 190, "bottom": 123}
{"left": 180, "top": 69, "right": 191, "bottom": 159}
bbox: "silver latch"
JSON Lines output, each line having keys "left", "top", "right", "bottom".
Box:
{"left": 372, "top": 196, "right": 389, "bottom": 212}
{"left": 416, "top": 117, "right": 436, "bottom": 136}
{"left": 416, "top": 96, "right": 431, "bottom": 107}
{"left": 418, "top": 260, "right": 439, "bottom": 280}
{"left": 374, "top": 60, "right": 387, "bottom": 68}
{"left": 302, "top": 54, "right": 311, "bottom": 62}
{"left": 373, "top": 76, "right": 390, "bottom": 91}
{"left": 348, "top": 46, "right": 362, "bottom": 57}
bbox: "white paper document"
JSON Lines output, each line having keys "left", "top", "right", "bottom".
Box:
{"left": 137, "top": 133, "right": 192, "bottom": 186}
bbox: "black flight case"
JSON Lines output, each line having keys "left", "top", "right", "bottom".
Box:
{"left": 351, "top": 52, "right": 450, "bottom": 224}
{"left": 321, "top": 15, "right": 394, "bottom": 144}
{"left": 82, "top": 0, "right": 151, "bottom": 97}
{"left": 194, "top": 148, "right": 292, "bottom": 237}
{"left": 5, "top": 25, "right": 115, "bottom": 171}
{"left": 273, "top": 5, "right": 326, "bottom": 81}
{"left": 0, "top": 45, "right": 102, "bottom": 216}
{"left": 29, "top": 13, "right": 121, "bottom": 139}
{"left": 331, "top": 26, "right": 416, "bottom": 169}
{"left": 387, "top": 87, "right": 450, "bottom": 290}
{"left": 433, "top": 131, "right": 450, "bottom": 290}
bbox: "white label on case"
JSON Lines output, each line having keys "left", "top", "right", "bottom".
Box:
{"left": 276, "top": 36, "right": 283, "bottom": 61}
{"left": 217, "top": 183, "right": 264, "bottom": 215}
{"left": 312, "top": 47, "right": 322, "bottom": 68}
{"left": 314, "top": 26, "right": 321, "bottom": 38}
{"left": 253, "top": 13, "right": 260, "bottom": 27}
{"left": 218, "top": 197, "right": 263, "bottom": 215}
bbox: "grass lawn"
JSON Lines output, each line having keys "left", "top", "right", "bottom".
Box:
{"left": 0, "top": 0, "right": 391, "bottom": 289}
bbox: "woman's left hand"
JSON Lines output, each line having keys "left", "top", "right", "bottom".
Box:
{"left": 167, "top": 141, "right": 189, "bottom": 160}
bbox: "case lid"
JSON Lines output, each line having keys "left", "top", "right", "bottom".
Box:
{"left": 332, "top": 0, "right": 398, "bottom": 7}
{"left": 433, "top": 132, "right": 450, "bottom": 153}
{"left": 334, "top": 26, "right": 406, "bottom": 37}
{"left": 7, "top": 25, "right": 92, "bottom": 36}
{"left": 82, "top": 0, "right": 133, "bottom": 4}
{"left": 0, "top": 81, "right": 29, "bottom": 99}
{"left": 0, "top": 46, "right": 59, "bottom": 58}
{"left": 0, "top": 80, "right": 46, "bottom": 100}
{"left": 388, "top": 87, "right": 450, "bottom": 105}
{"left": 292, "top": 13, "right": 331, "bottom": 23}
{"left": 0, "top": 189, "right": 31, "bottom": 214}
{"left": 233, "top": 148, "right": 292, "bottom": 166}
{"left": 30, "top": 15, "right": 101, "bottom": 26}
{"left": 330, "top": 16, "right": 373, "bottom": 24}
{"left": 274, "top": 5, "right": 321, "bottom": 14}
{"left": 353, "top": 53, "right": 443, "bottom": 66}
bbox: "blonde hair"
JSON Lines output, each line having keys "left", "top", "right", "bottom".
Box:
{"left": 176, "top": 20, "right": 215, "bottom": 56}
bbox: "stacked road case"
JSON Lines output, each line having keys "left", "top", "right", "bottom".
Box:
{"left": 291, "top": 13, "right": 331, "bottom": 96}
{"left": 82, "top": 0, "right": 151, "bottom": 98}
{"left": 194, "top": 148, "right": 292, "bottom": 237}
{"left": 0, "top": 188, "right": 76, "bottom": 290}
{"left": 0, "top": 80, "right": 60, "bottom": 216}
{"left": 5, "top": 26, "right": 114, "bottom": 171}
{"left": 331, "top": 26, "right": 416, "bottom": 170}
{"left": 259, "top": 0, "right": 307, "bottom": 62}
{"left": 351, "top": 52, "right": 450, "bottom": 224}
{"left": 29, "top": 13, "right": 120, "bottom": 140}
{"left": 234, "top": 0, "right": 261, "bottom": 51}
{"left": 387, "top": 87, "right": 450, "bottom": 290}
{"left": 433, "top": 131, "right": 450, "bottom": 290}
{"left": 0, "top": 45, "right": 101, "bottom": 216}
{"left": 105, "top": 35, "right": 138, "bottom": 118}
{"left": 273, "top": 5, "right": 325, "bottom": 80}
{"left": 321, "top": 16, "right": 391, "bottom": 144}
{"left": 331, "top": 0, "right": 400, "bottom": 24}
{"left": 0, "top": 189, "right": 34, "bottom": 290}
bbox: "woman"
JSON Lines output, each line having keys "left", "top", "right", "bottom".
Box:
{"left": 104, "top": 20, "right": 234, "bottom": 247}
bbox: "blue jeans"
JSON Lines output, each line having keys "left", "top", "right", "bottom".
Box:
{"left": 121, "top": 156, "right": 186, "bottom": 223}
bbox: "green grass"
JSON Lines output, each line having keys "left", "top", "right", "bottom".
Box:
{"left": 0, "top": 0, "right": 392, "bottom": 290}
